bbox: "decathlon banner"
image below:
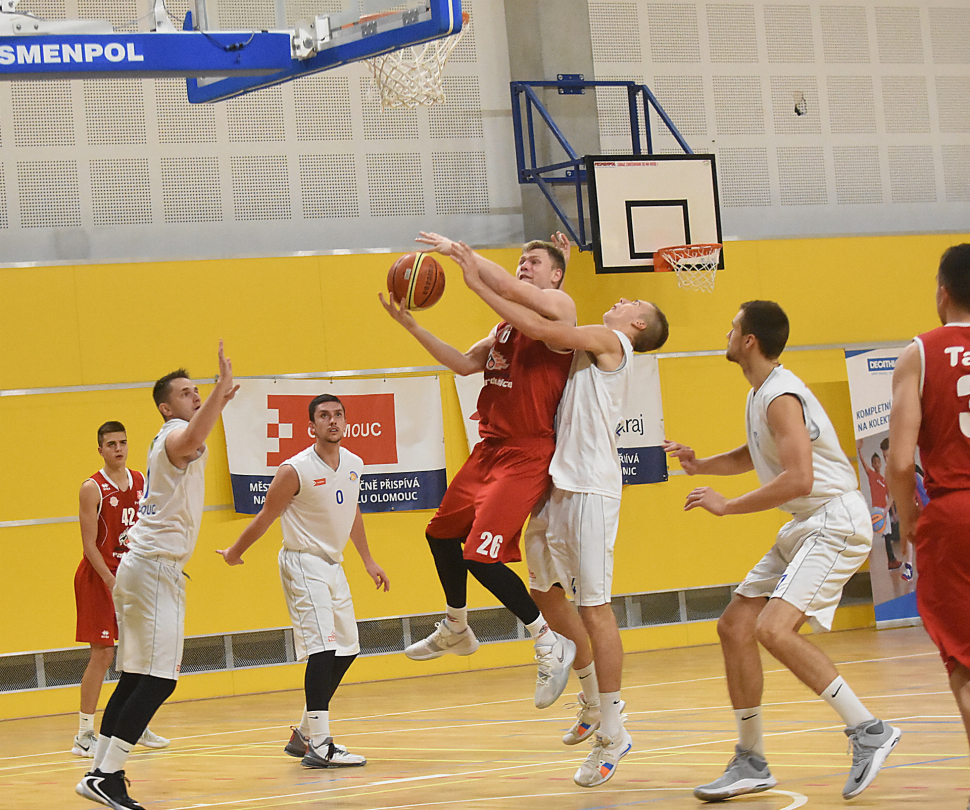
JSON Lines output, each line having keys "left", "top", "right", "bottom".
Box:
{"left": 453, "top": 354, "right": 666, "bottom": 485}
{"left": 845, "top": 347, "right": 920, "bottom": 627}
{"left": 223, "top": 377, "right": 447, "bottom": 515}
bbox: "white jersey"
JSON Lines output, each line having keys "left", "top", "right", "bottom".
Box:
{"left": 549, "top": 330, "right": 634, "bottom": 499}
{"left": 746, "top": 365, "right": 858, "bottom": 517}
{"left": 280, "top": 445, "right": 363, "bottom": 562}
{"left": 127, "top": 418, "right": 208, "bottom": 565}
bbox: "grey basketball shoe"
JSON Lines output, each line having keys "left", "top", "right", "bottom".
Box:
{"left": 694, "top": 745, "right": 777, "bottom": 802}
{"left": 405, "top": 621, "right": 479, "bottom": 660}
{"left": 842, "top": 719, "right": 901, "bottom": 799}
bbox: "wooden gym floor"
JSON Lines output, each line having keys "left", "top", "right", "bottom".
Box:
{"left": 3, "top": 625, "right": 967, "bottom": 810}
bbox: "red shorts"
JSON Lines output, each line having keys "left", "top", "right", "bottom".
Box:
{"left": 426, "top": 437, "right": 555, "bottom": 564}
{"left": 74, "top": 559, "right": 118, "bottom": 645}
{"left": 915, "top": 491, "right": 970, "bottom": 675}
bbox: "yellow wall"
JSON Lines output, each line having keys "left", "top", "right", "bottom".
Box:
{"left": 0, "top": 232, "right": 965, "bottom": 715}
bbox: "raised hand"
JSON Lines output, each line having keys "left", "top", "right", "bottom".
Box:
{"left": 551, "top": 231, "right": 571, "bottom": 266}
{"left": 416, "top": 231, "right": 456, "bottom": 256}
{"left": 378, "top": 292, "right": 417, "bottom": 330}
{"left": 216, "top": 340, "right": 240, "bottom": 402}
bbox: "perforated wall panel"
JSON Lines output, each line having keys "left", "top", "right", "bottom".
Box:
{"left": 717, "top": 147, "right": 771, "bottom": 207}
{"left": 17, "top": 160, "right": 81, "bottom": 227}
{"left": 161, "top": 157, "right": 223, "bottom": 223}
{"left": 764, "top": 4, "right": 814, "bottom": 64}
{"left": 449, "top": 0, "right": 478, "bottom": 63}
{"left": 227, "top": 87, "right": 287, "bottom": 143}
{"left": 294, "top": 76, "right": 354, "bottom": 142}
{"left": 90, "top": 158, "right": 152, "bottom": 225}
{"left": 596, "top": 76, "right": 645, "bottom": 142}
{"left": 942, "top": 146, "right": 970, "bottom": 203}
{"left": 155, "top": 80, "right": 219, "bottom": 144}
{"left": 827, "top": 76, "right": 877, "bottom": 134}
{"left": 84, "top": 80, "right": 147, "bottom": 146}
{"left": 928, "top": 8, "right": 970, "bottom": 64}
{"left": 212, "top": 0, "right": 276, "bottom": 30}
{"left": 770, "top": 76, "right": 820, "bottom": 135}
{"left": 300, "top": 154, "right": 359, "bottom": 218}
{"left": 17, "top": 0, "right": 66, "bottom": 17}
{"left": 833, "top": 146, "right": 882, "bottom": 204}
{"left": 433, "top": 151, "right": 488, "bottom": 215}
{"left": 360, "top": 79, "right": 419, "bottom": 140}
{"left": 713, "top": 76, "right": 765, "bottom": 135}
{"left": 366, "top": 153, "right": 425, "bottom": 217}
{"left": 0, "top": 165, "right": 7, "bottom": 229}
{"left": 875, "top": 6, "right": 923, "bottom": 65}
{"left": 777, "top": 146, "right": 826, "bottom": 206}
{"left": 821, "top": 6, "right": 870, "bottom": 64}
{"left": 11, "top": 83, "right": 74, "bottom": 148}
{"left": 231, "top": 155, "right": 292, "bottom": 220}
{"left": 936, "top": 77, "right": 970, "bottom": 134}
{"left": 428, "top": 77, "right": 483, "bottom": 139}
{"left": 708, "top": 5, "right": 758, "bottom": 64}
{"left": 881, "top": 76, "right": 930, "bottom": 135}
{"left": 647, "top": 3, "right": 700, "bottom": 63}
{"left": 651, "top": 76, "right": 706, "bottom": 137}
{"left": 889, "top": 145, "right": 935, "bottom": 204}
{"left": 77, "top": 0, "right": 138, "bottom": 32}
{"left": 590, "top": 3, "right": 642, "bottom": 64}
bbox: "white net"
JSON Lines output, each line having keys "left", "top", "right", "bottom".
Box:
{"left": 655, "top": 244, "right": 721, "bottom": 293}
{"left": 364, "top": 13, "right": 469, "bottom": 109}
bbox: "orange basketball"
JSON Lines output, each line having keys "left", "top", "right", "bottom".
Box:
{"left": 387, "top": 252, "right": 445, "bottom": 311}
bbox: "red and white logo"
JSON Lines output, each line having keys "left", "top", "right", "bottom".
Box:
{"left": 314, "top": 478, "right": 327, "bottom": 486}
{"left": 265, "top": 393, "right": 399, "bottom": 468}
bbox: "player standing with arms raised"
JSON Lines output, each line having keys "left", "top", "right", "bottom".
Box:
{"left": 665, "top": 301, "right": 899, "bottom": 802}
{"left": 888, "top": 244, "right": 970, "bottom": 795}
{"left": 76, "top": 342, "right": 238, "bottom": 810}
{"left": 379, "top": 233, "right": 577, "bottom": 709}
{"left": 453, "top": 238, "right": 668, "bottom": 786}
{"left": 72, "top": 422, "right": 169, "bottom": 758}
{"left": 218, "top": 394, "right": 389, "bottom": 769}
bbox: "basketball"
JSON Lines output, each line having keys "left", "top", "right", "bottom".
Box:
{"left": 871, "top": 510, "right": 887, "bottom": 535}
{"left": 387, "top": 252, "right": 445, "bottom": 311}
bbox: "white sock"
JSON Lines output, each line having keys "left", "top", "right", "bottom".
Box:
{"left": 298, "top": 707, "right": 310, "bottom": 736}
{"left": 93, "top": 734, "right": 111, "bottom": 770}
{"left": 444, "top": 606, "right": 468, "bottom": 632}
{"left": 600, "top": 690, "right": 623, "bottom": 740}
{"left": 79, "top": 711, "right": 95, "bottom": 734}
{"left": 526, "top": 616, "right": 555, "bottom": 645}
{"left": 576, "top": 663, "right": 600, "bottom": 707}
{"left": 735, "top": 707, "right": 765, "bottom": 757}
{"left": 821, "top": 676, "right": 875, "bottom": 728}
{"left": 99, "top": 737, "right": 132, "bottom": 774}
{"left": 307, "top": 710, "right": 331, "bottom": 747}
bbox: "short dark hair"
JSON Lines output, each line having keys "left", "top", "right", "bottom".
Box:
{"left": 309, "top": 393, "right": 344, "bottom": 421}
{"left": 97, "top": 421, "right": 126, "bottom": 446}
{"left": 153, "top": 369, "right": 190, "bottom": 407}
{"left": 522, "top": 240, "right": 566, "bottom": 287}
{"left": 633, "top": 303, "right": 669, "bottom": 353}
{"left": 739, "top": 300, "right": 790, "bottom": 360}
{"left": 938, "top": 244, "right": 970, "bottom": 311}
{"left": 871, "top": 453, "right": 880, "bottom": 465}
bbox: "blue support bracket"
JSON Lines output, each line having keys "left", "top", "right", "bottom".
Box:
{"left": 510, "top": 78, "right": 692, "bottom": 251}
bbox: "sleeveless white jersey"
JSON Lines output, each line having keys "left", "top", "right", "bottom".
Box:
{"left": 746, "top": 366, "right": 858, "bottom": 516}
{"left": 127, "top": 418, "right": 208, "bottom": 564}
{"left": 280, "top": 445, "right": 363, "bottom": 562}
{"left": 549, "top": 330, "right": 634, "bottom": 499}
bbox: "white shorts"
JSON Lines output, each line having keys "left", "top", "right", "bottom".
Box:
{"left": 524, "top": 488, "right": 621, "bottom": 607}
{"left": 736, "top": 491, "right": 873, "bottom": 632}
{"left": 279, "top": 548, "right": 360, "bottom": 661}
{"left": 114, "top": 551, "right": 187, "bottom": 680}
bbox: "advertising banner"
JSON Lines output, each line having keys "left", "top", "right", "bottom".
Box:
{"left": 453, "top": 354, "right": 667, "bottom": 485}
{"left": 845, "top": 347, "right": 920, "bottom": 627}
{"left": 223, "top": 377, "right": 447, "bottom": 515}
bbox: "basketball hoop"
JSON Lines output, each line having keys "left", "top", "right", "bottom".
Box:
{"left": 654, "top": 244, "right": 722, "bottom": 293}
{"left": 364, "top": 12, "right": 470, "bottom": 109}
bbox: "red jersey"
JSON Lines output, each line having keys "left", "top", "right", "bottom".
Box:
{"left": 863, "top": 465, "right": 888, "bottom": 508}
{"left": 916, "top": 324, "right": 970, "bottom": 497}
{"left": 87, "top": 469, "right": 145, "bottom": 573}
{"left": 476, "top": 322, "right": 572, "bottom": 441}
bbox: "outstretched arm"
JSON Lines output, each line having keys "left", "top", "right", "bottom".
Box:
{"left": 887, "top": 342, "right": 922, "bottom": 556}
{"left": 217, "top": 465, "right": 299, "bottom": 565}
{"left": 418, "top": 232, "right": 575, "bottom": 323}
{"left": 166, "top": 340, "right": 240, "bottom": 466}
{"left": 378, "top": 292, "right": 491, "bottom": 375}
{"left": 664, "top": 440, "right": 753, "bottom": 476}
